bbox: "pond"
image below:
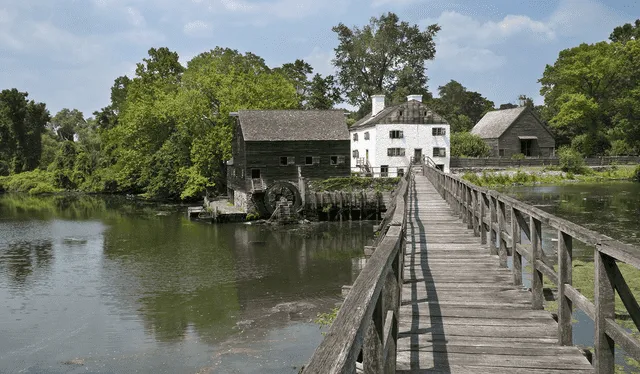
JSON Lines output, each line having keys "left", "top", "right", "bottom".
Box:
{"left": 0, "top": 194, "right": 374, "bottom": 374}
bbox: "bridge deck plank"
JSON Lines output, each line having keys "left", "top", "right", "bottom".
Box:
{"left": 396, "top": 175, "right": 593, "bottom": 373}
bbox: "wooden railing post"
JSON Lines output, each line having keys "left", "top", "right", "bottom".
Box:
{"left": 511, "top": 207, "right": 522, "bottom": 286}
{"left": 557, "top": 230, "right": 573, "bottom": 346}
{"left": 594, "top": 249, "right": 615, "bottom": 373}
{"left": 489, "top": 195, "right": 497, "bottom": 255}
{"left": 497, "top": 199, "right": 508, "bottom": 268}
{"left": 467, "top": 186, "right": 473, "bottom": 229}
{"left": 472, "top": 190, "right": 479, "bottom": 236}
{"left": 480, "top": 192, "right": 487, "bottom": 245}
{"left": 530, "top": 216, "right": 543, "bottom": 310}
{"left": 364, "top": 295, "right": 384, "bottom": 373}
{"left": 461, "top": 184, "right": 468, "bottom": 224}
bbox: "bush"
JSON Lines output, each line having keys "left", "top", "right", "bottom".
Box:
{"left": 511, "top": 153, "right": 525, "bottom": 160}
{"left": 558, "top": 147, "right": 587, "bottom": 174}
{"left": 571, "top": 133, "right": 610, "bottom": 156}
{"left": 634, "top": 165, "right": 640, "bottom": 182}
{"left": 0, "top": 169, "right": 61, "bottom": 194}
{"left": 451, "top": 132, "right": 491, "bottom": 158}
{"left": 608, "top": 140, "right": 634, "bottom": 156}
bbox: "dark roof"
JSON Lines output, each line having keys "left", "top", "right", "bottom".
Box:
{"left": 237, "top": 110, "right": 349, "bottom": 141}
{"left": 351, "top": 100, "right": 447, "bottom": 129}
{"left": 470, "top": 107, "right": 528, "bottom": 138}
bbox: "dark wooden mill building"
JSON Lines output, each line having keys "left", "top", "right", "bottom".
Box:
{"left": 226, "top": 110, "right": 350, "bottom": 213}
{"left": 471, "top": 106, "right": 556, "bottom": 157}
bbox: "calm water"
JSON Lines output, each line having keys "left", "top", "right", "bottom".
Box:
{"left": 0, "top": 194, "right": 374, "bottom": 374}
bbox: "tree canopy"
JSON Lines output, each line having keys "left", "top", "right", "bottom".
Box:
{"left": 429, "top": 80, "right": 495, "bottom": 132}
{"left": 332, "top": 12, "right": 440, "bottom": 114}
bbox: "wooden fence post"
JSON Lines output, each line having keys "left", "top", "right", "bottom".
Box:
{"left": 557, "top": 230, "right": 573, "bottom": 346}
{"left": 511, "top": 207, "right": 522, "bottom": 286}
{"left": 497, "top": 200, "right": 507, "bottom": 268}
{"left": 489, "top": 195, "right": 497, "bottom": 255}
{"left": 363, "top": 294, "right": 384, "bottom": 373}
{"left": 530, "top": 216, "right": 544, "bottom": 310}
{"left": 467, "top": 187, "right": 473, "bottom": 229}
{"left": 594, "top": 249, "right": 615, "bottom": 373}
{"left": 480, "top": 192, "right": 487, "bottom": 245}
{"left": 472, "top": 190, "right": 479, "bottom": 236}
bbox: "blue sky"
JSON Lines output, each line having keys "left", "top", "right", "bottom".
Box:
{"left": 0, "top": 0, "right": 638, "bottom": 117}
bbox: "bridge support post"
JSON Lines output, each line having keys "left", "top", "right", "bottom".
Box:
{"left": 511, "top": 207, "right": 522, "bottom": 286}
{"left": 594, "top": 250, "right": 615, "bottom": 373}
{"left": 557, "top": 230, "right": 573, "bottom": 346}
{"left": 530, "top": 216, "right": 544, "bottom": 310}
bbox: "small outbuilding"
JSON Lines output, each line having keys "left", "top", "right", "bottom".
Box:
{"left": 227, "top": 110, "right": 350, "bottom": 212}
{"left": 471, "top": 106, "right": 555, "bottom": 157}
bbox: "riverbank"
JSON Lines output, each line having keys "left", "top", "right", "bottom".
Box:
{"left": 459, "top": 165, "right": 640, "bottom": 187}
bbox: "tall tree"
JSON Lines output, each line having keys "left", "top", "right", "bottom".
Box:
{"left": 0, "top": 89, "right": 50, "bottom": 173}
{"left": 306, "top": 74, "right": 341, "bottom": 110}
{"left": 273, "top": 59, "right": 313, "bottom": 107}
{"left": 429, "top": 80, "right": 494, "bottom": 131}
{"left": 609, "top": 19, "right": 640, "bottom": 43}
{"left": 50, "top": 108, "right": 86, "bottom": 141}
{"left": 332, "top": 12, "right": 440, "bottom": 111}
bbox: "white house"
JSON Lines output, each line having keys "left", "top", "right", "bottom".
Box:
{"left": 350, "top": 94, "right": 450, "bottom": 176}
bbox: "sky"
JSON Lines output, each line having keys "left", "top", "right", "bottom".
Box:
{"left": 0, "top": 0, "right": 638, "bottom": 117}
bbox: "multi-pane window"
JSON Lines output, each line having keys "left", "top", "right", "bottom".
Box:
{"left": 433, "top": 147, "right": 446, "bottom": 157}
{"left": 280, "top": 156, "right": 295, "bottom": 165}
{"left": 389, "top": 130, "right": 403, "bottom": 139}
{"left": 387, "top": 148, "right": 406, "bottom": 157}
{"left": 380, "top": 165, "right": 389, "bottom": 177}
{"left": 352, "top": 150, "right": 359, "bottom": 158}
{"left": 330, "top": 156, "right": 346, "bottom": 165}
{"left": 353, "top": 133, "right": 358, "bottom": 141}
{"left": 432, "top": 127, "right": 446, "bottom": 136}
{"left": 364, "top": 131, "right": 370, "bottom": 140}
{"left": 305, "top": 156, "right": 320, "bottom": 165}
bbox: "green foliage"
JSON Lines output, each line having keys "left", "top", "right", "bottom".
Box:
{"left": 608, "top": 139, "right": 635, "bottom": 156}
{"left": 310, "top": 177, "right": 400, "bottom": 192}
{"left": 558, "top": 147, "right": 587, "bottom": 173}
{"left": 332, "top": 12, "right": 440, "bottom": 111}
{"left": 429, "top": 80, "right": 494, "bottom": 128}
{"left": 315, "top": 307, "right": 339, "bottom": 332}
{"left": 450, "top": 132, "right": 491, "bottom": 158}
{"left": 306, "top": 74, "right": 341, "bottom": 110}
{"left": 0, "top": 169, "right": 60, "bottom": 194}
{"left": 633, "top": 165, "right": 640, "bottom": 182}
{"left": 511, "top": 153, "right": 525, "bottom": 160}
{"left": 50, "top": 108, "right": 85, "bottom": 141}
{"left": 245, "top": 212, "right": 260, "bottom": 221}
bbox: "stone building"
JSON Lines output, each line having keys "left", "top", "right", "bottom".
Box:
{"left": 471, "top": 106, "right": 556, "bottom": 157}
{"left": 350, "top": 94, "right": 450, "bottom": 175}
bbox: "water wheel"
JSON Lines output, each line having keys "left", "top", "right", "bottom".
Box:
{"left": 263, "top": 181, "right": 302, "bottom": 215}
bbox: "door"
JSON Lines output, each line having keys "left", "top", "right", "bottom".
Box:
{"left": 414, "top": 148, "right": 422, "bottom": 163}
{"left": 365, "top": 149, "right": 369, "bottom": 161}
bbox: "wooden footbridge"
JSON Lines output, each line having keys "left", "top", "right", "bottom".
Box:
{"left": 304, "top": 165, "right": 640, "bottom": 373}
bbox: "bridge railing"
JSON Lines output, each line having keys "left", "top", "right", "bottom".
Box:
{"left": 423, "top": 165, "right": 640, "bottom": 374}
{"left": 303, "top": 167, "right": 411, "bottom": 374}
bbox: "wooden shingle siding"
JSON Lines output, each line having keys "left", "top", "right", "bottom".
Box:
{"left": 498, "top": 111, "right": 555, "bottom": 157}
{"left": 244, "top": 140, "right": 351, "bottom": 186}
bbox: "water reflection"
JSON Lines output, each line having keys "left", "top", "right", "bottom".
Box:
{"left": 0, "top": 194, "right": 373, "bottom": 373}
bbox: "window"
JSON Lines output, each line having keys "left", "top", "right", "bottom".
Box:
{"left": 397, "top": 168, "right": 404, "bottom": 177}
{"left": 330, "top": 156, "right": 346, "bottom": 165}
{"left": 352, "top": 150, "right": 359, "bottom": 158}
{"left": 380, "top": 165, "right": 389, "bottom": 177}
{"left": 280, "top": 156, "right": 295, "bottom": 165}
{"left": 364, "top": 131, "right": 370, "bottom": 140}
{"left": 433, "top": 147, "right": 446, "bottom": 157}
{"left": 389, "top": 130, "right": 403, "bottom": 139}
{"left": 499, "top": 149, "right": 505, "bottom": 157}
{"left": 251, "top": 169, "right": 261, "bottom": 178}
{"left": 305, "top": 156, "right": 320, "bottom": 165}
{"left": 353, "top": 133, "right": 358, "bottom": 141}
{"left": 432, "top": 127, "right": 446, "bottom": 136}
{"left": 387, "top": 148, "right": 406, "bottom": 157}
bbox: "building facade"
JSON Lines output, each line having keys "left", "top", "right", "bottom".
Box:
{"left": 227, "top": 110, "right": 350, "bottom": 211}
{"left": 350, "top": 95, "right": 450, "bottom": 176}
{"left": 471, "top": 106, "right": 556, "bottom": 158}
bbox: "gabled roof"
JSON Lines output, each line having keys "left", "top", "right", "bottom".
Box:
{"left": 470, "top": 106, "right": 529, "bottom": 139}
{"left": 237, "top": 110, "right": 349, "bottom": 141}
{"left": 351, "top": 100, "right": 447, "bottom": 129}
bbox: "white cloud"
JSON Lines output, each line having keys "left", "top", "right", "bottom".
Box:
{"left": 371, "top": 0, "right": 419, "bottom": 8}
{"left": 302, "top": 47, "right": 335, "bottom": 76}
{"left": 183, "top": 20, "right": 212, "bottom": 37}
{"left": 202, "top": 0, "right": 346, "bottom": 21}
{"left": 125, "top": 6, "right": 146, "bottom": 27}
{"left": 548, "top": 0, "right": 623, "bottom": 39}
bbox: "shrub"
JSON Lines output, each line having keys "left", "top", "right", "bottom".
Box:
{"left": 608, "top": 140, "right": 634, "bottom": 156}
{"left": 511, "top": 153, "right": 525, "bottom": 160}
{"left": 571, "top": 133, "right": 610, "bottom": 156}
{"left": 558, "top": 147, "right": 587, "bottom": 174}
{"left": 0, "top": 169, "right": 61, "bottom": 194}
{"left": 634, "top": 165, "right": 640, "bottom": 182}
{"left": 451, "top": 132, "right": 491, "bottom": 158}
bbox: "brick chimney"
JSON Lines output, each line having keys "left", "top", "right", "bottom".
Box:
{"left": 407, "top": 94, "right": 423, "bottom": 102}
{"left": 371, "top": 95, "right": 385, "bottom": 116}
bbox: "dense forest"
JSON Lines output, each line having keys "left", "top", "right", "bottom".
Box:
{"left": 1, "top": 15, "right": 639, "bottom": 200}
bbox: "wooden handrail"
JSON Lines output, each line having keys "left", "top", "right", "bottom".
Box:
{"left": 423, "top": 165, "right": 640, "bottom": 374}
{"left": 303, "top": 168, "right": 411, "bottom": 374}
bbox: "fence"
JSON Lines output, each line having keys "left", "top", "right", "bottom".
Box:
{"left": 303, "top": 168, "right": 410, "bottom": 373}
{"left": 451, "top": 156, "right": 640, "bottom": 169}
{"left": 424, "top": 165, "right": 640, "bottom": 373}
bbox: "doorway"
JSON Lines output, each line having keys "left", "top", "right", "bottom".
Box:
{"left": 520, "top": 140, "right": 534, "bottom": 157}
{"left": 414, "top": 148, "right": 422, "bottom": 163}
{"left": 365, "top": 149, "right": 369, "bottom": 161}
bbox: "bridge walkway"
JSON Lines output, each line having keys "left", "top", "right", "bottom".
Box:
{"left": 396, "top": 174, "right": 594, "bottom": 373}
